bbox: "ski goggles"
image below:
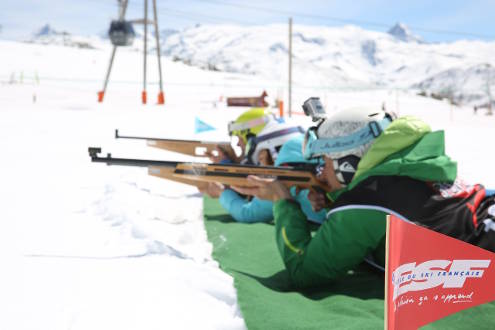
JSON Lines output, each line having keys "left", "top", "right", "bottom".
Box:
{"left": 228, "top": 116, "right": 273, "bottom": 141}
{"left": 303, "top": 117, "right": 391, "bottom": 160}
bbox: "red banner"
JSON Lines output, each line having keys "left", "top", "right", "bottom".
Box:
{"left": 385, "top": 215, "right": 495, "bottom": 329}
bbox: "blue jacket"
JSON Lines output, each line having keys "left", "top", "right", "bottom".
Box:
{"left": 218, "top": 136, "right": 327, "bottom": 224}
{"left": 275, "top": 136, "right": 327, "bottom": 224}
{"left": 219, "top": 189, "right": 274, "bottom": 223}
{"left": 218, "top": 153, "right": 274, "bottom": 223}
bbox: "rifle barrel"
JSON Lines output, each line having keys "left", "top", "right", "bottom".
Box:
{"left": 115, "top": 129, "right": 228, "bottom": 145}
{"left": 175, "top": 168, "right": 311, "bottom": 182}
{"left": 88, "top": 147, "right": 181, "bottom": 168}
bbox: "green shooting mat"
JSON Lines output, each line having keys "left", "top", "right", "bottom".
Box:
{"left": 202, "top": 196, "right": 495, "bottom": 329}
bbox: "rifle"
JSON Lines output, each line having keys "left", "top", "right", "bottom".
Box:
{"left": 115, "top": 129, "right": 239, "bottom": 161}
{"left": 88, "top": 147, "right": 329, "bottom": 192}
{"left": 88, "top": 147, "right": 209, "bottom": 189}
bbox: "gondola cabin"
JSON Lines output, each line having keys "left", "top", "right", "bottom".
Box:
{"left": 109, "top": 20, "right": 135, "bottom": 46}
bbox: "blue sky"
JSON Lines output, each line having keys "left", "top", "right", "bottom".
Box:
{"left": 0, "top": 0, "right": 494, "bottom": 42}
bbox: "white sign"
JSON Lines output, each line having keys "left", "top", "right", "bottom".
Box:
{"left": 391, "top": 259, "right": 490, "bottom": 301}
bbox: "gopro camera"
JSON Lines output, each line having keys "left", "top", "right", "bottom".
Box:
{"left": 302, "top": 97, "right": 326, "bottom": 122}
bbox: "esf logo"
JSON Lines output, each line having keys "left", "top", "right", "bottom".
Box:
{"left": 392, "top": 260, "right": 491, "bottom": 301}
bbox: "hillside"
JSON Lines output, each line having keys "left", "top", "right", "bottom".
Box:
{"left": 23, "top": 22, "right": 495, "bottom": 106}
{"left": 161, "top": 23, "right": 495, "bottom": 105}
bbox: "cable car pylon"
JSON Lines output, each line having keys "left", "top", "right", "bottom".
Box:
{"left": 98, "top": 0, "right": 165, "bottom": 105}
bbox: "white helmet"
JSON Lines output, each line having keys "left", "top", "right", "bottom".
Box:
{"left": 303, "top": 107, "right": 393, "bottom": 185}
{"left": 246, "top": 121, "right": 304, "bottom": 165}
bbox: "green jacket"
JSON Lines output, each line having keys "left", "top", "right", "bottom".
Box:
{"left": 273, "top": 116, "right": 457, "bottom": 287}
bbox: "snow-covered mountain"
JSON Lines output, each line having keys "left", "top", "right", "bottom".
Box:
{"left": 413, "top": 63, "right": 495, "bottom": 106}
{"left": 161, "top": 23, "right": 495, "bottom": 105}
{"left": 27, "top": 23, "right": 180, "bottom": 55}
{"left": 26, "top": 24, "right": 100, "bottom": 49}
{"left": 23, "top": 22, "right": 495, "bottom": 106}
{"left": 159, "top": 28, "right": 179, "bottom": 40}
{"left": 387, "top": 23, "right": 424, "bottom": 43}
{"left": 33, "top": 24, "right": 66, "bottom": 38}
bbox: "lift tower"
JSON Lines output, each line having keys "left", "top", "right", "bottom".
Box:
{"left": 98, "top": 0, "right": 164, "bottom": 105}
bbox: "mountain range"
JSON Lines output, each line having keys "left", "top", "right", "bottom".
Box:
{"left": 25, "top": 23, "right": 495, "bottom": 106}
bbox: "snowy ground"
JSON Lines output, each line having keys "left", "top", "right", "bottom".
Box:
{"left": 1, "top": 40, "right": 494, "bottom": 330}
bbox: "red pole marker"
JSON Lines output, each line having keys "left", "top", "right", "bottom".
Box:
{"left": 157, "top": 91, "right": 165, "bottom": 105}
{"left": 97, "top": 91, "right": 104, "bottom": 103}
{"left": 279, "top": 100, "right": 284, "bottom": 117}
{"left": 142, "top": 90, "right": 147, "bottom": 104}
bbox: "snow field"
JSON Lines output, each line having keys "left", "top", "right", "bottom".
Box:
{"left": 1, "top": 38, "right": 495, "bottom": 330}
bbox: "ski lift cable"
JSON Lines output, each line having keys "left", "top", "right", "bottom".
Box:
{"left": 118, "top": 0, "right": 259, "bottom": 25}
{"left": 89, "top": 0, "right": 495, "bottom": 39}
{"left": 159, "top": 7, "right": 259, "bottom": 25}
{"left": 192, "top": 0, "right": 495, "bottom": 40}
{"left": 88, "top": 1, "right": 495, "bottom": 66}
{"left": 87, "top": 0, "right": 495, "bottom": 39}
{"left": 159, "top": 11, "right": 239, "bottom": 25}
{"left": 78, "top": 0, "right": 253, "bottom": 26}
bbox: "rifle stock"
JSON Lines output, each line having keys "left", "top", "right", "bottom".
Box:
{"left": 115, "top": 129, "right": 239, "bottom": 161}
{"left": 148, "top": 166, "right": 208, "bottom": 190}
{"left": 88, "top": 147, "right": 329, "bottom": 192}
{"left": 174, "top": 163, "right": 329, "bottom": 191}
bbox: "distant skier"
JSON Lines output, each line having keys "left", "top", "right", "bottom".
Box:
{"left": 234, "top": 107, "right": 495, "bottom": 287}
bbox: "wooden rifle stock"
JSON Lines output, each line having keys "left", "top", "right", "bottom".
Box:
{"left": 147, "top": 166, "right": 208, "bottom": 190}
{"left": 115, "top": 129, "right": 239, "bottom": 161}
{"left": 174, "top": 163, "right": 329, "bottom": 192}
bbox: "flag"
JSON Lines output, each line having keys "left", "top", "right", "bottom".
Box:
{"left": 385, "top": 215, "right": 495, "bottom": 329}
{"left": 195, "top": 117, "right": 216, "bottom": 133}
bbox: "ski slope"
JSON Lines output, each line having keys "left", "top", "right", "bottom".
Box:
{"left": 1, "top": 39, "right": 494, "bottom": 330}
